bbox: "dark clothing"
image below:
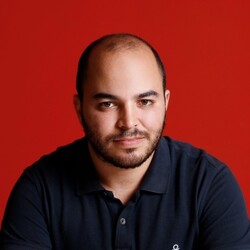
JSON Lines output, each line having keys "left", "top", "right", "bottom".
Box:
{"left": 1, "top": 137, "right": 250, "bottom": 250}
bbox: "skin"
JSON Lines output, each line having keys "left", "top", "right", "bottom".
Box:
{"left": 74, "top": 44, "right": 170, "bottom": 203}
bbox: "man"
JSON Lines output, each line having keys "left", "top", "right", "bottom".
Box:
{"left": 1, "top": 33, "right": 250, "bottom": 249}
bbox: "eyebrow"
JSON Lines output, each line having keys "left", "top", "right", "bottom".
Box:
{"left": 93, "top": 90, "right": 159, "bottom": 100}
{"left": 137, "top": 90, "right": 159, "bottom": 98}
{"left": 93, "top": 93, "right": 118, "bottom": 100}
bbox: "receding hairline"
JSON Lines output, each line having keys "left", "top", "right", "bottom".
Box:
{"left": 90, "top": 34, "right": 148, "bottom": 53}
{"left": 88, "top": 35, "right": 160, "bottom": 72}
{"left": 76, "top": 33, "right": 167, "bottom": 100}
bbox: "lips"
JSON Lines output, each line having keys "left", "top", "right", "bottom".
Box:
{"left": 113, "top": 136, "right": 145, "bottom": 147}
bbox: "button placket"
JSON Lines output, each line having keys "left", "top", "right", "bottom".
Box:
{"left": 115, "top": 203, "right": 135, "bottom": 250}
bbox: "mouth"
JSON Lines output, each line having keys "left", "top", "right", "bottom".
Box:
{"left": 113, "top": 136, "right": 145, "bottom": 147}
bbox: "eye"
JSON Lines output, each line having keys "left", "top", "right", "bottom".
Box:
{"left": 138, "top": 99, "right": 153, "bottom": 106}
{"left": 99, "top": 101, "right": 115, "bottom": 109}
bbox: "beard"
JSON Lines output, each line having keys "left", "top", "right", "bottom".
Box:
{"left": 81, "top": 114, "right": 165, "bottom": 169}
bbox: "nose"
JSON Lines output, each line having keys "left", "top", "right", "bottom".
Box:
{"left": 116, "top": 104, "right": 138, "bottom": 130}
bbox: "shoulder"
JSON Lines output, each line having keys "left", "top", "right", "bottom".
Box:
{"left": 161, "top": 136, "right": 247, "bottom": 216}
{"left": 160, "top": 136, "right": 236, "bottom": 206}
{"left": 26, "top": 137, "right": 86, "bottom": 170}
{"left": 20, "top": 137, "right": 88, "bottom": 190}
{"left": 37, "top": 137, "right": 86, "bottom": 163}
{"left": 161, "top": 136, "right": 228, "bottom": 174}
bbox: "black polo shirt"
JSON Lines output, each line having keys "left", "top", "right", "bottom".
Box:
{"left": 1, "top": 137, "right": 250, "bottom": 250}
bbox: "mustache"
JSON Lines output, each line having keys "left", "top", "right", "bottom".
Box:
{"left": 107, "top": 129, "right": 149, "bottom": 141}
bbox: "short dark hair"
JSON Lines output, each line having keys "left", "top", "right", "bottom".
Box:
{"left": 76, "top": 33, "right": 166, "bottom": 101}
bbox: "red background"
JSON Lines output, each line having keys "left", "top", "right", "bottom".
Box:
{"left": 0, "top": 0, "right": 250, "bottom": 222}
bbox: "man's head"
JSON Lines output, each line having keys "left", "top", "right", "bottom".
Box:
{"left": 74, "top": 33, "right": 170, "bottom": 169}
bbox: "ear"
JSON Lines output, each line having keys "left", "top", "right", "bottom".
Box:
{"left": 73, "top": 94, "right": 83, "bottom": 126}
{"left": 164, "top": 89, "right": 170, "bottom": 111}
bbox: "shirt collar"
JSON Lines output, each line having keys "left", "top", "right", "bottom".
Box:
{"left": 139, "top": 137, "right": 170, "bottom": 194}
{"left": 75, "top": 137, "right": 170, "bottom": 195}
{"left": 73, "top": 138, "right": 104, "bottom": 195}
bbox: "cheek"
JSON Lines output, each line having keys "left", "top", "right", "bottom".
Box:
{"left": 140, "top": 109, "right": 165, "bottom": 129}
{"left": 83, "top": 110, "right": 117, "bottom": 133}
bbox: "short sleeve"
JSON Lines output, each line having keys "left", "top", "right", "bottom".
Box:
{"left": 0, "top": 168, "right": 52, "bottom": 250}
{"left": 199, "top": 166, "right": 250, "bottom": 249}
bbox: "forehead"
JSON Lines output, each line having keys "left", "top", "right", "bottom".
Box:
{"left": 83, "top": 46, "right": 163, "bottom": 97}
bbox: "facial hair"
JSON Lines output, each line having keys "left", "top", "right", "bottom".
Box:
{"left": 81, "top": 114, "right": 165, "bottom": 169}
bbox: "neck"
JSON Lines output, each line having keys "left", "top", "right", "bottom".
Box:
{"left": 88, "top": 144, "right": 154, "bottom": 204}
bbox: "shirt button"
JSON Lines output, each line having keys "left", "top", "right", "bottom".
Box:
{"left": 120, "top": 218, "right": 126, "bottom": 225}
